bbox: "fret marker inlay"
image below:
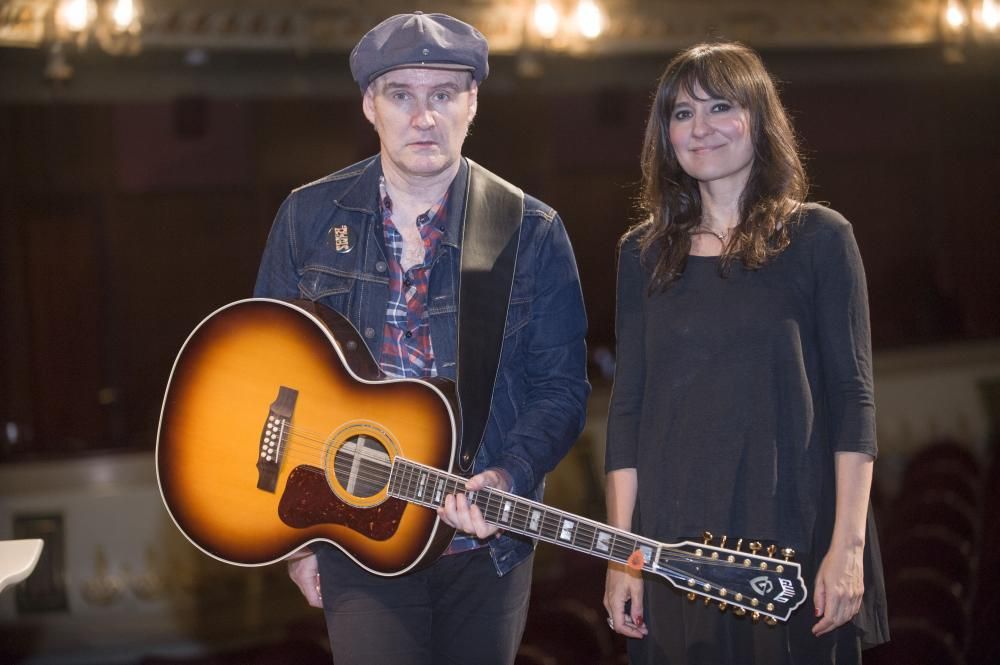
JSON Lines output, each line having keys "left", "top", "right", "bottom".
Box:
{"left": 528, "top": 510, "right": 541, "bottom": 532}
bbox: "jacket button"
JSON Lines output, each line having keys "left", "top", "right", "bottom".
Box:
{"left": 462, "top": 453, "right": 471, "bottom": 464}
{"left": 364, "top": 327, "right": 375, "bottom": 338}
{"left": 375, "top": 261, "right": 387, "bottom": 272}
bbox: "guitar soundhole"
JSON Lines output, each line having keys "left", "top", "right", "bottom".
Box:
{"left": 332, "top": 434, "right": 391, "bottom": 499}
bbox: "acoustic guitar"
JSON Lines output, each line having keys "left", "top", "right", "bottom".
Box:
{"left": 156, "top": 298, "right": 808, "bottom": 622}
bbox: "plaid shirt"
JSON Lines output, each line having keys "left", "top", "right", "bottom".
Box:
{"left": 378, "top": 177, "right": 447, "bottom": 379}
{"left": 379, "top": 177, "right": 490, "bottom": 556}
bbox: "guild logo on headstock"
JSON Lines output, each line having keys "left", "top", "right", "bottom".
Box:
{"left": 750, "top": 576, "right": 773, "bottom": 596}
{"left": 773, "top": 578, "right": 796, "bottom": 604}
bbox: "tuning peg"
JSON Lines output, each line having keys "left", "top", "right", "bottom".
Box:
{"left": 702, "top": 530, "right": 713, "bottom": 544}
{"left": 719, "top": 534, "right": 728, "bottom": 548}
{"left": 751, "top": 611, "right": 761, "bottom": 624}
{"left": 749, "top": 541, "right": 762, "bottom": 555}
{"left": 766, "top": 544, "right": 776, "bottom": 558}
{"left": 703, "top": 596, "right": 711, "bottom": 607}
{"left": 733, "top": 607, "right": 747, "bottom": 617}
{"left": 718, "top": 601, "right": 728, "bottom": 612}
{"left": 687, "top": 592, "right": 697, "bottom": 602}
{"left": 781, "top": 547, "right": 796, "bottom": 561}
{"left": 735, "top": 538, "right": 744, "bottom": 552}
{"left": 765, "top": 616, "right": 777, "bottom": 626}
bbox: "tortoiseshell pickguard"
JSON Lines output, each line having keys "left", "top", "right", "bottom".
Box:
{"left": 277, "top": 465, "right": 405, "bottom": 541}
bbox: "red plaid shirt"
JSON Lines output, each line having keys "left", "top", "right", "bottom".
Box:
{"left": 378, "top": 177, "right": 447, "bottom": 379}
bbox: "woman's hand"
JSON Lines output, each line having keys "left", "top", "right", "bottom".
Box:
{"left": 812, "top": 540, "right": 865, "bottom": 636}
{"left": 604, "top": 562, "right": 648, "bottom": 638}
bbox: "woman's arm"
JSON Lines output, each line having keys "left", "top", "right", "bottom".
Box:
{"left": 812, "top": 451, "right": 874, "bottom": 636}
{"left": 603, "top": 468, "right": 648, "bottom": 638}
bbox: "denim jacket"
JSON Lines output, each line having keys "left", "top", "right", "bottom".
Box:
{"left": 254, "top": 155, "right": 590, "bottom": 574}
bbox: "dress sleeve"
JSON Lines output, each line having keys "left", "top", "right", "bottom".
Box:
{"left": 605, "top": 238, "right": 646, "bottom": 471}
{"left": 813, "top": 215, "right": 878, "bottom": 457}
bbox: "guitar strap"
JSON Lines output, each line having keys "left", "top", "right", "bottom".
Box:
{"left": 454, "top": 159, "right": 524, "bottom": 474}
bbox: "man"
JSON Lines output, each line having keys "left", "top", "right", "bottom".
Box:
{"left": 253, "top": 11, "right": 589, "bottom": 665}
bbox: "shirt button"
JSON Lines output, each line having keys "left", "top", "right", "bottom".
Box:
{"left": 437, "top": 225, "right": 446, "bottom": 233}
{"left": 375, "top": 261, "right": 387, "bottom": 272}
{"left": 364, "top": 327, "right": 375, "bottom": 338}
{"left": 405, "top": 330, "right": 413, "bottom": 338}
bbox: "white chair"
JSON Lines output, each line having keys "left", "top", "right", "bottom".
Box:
{"left": 0, "top": 539, "right": 44, "bottom": 594}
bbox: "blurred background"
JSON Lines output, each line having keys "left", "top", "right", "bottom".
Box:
{"left": 1, "top": 1, "right": 999, "bottom": 664}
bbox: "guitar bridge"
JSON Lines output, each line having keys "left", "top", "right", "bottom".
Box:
{"left": 256, "top": 386, "right": 298, "bottom": 492}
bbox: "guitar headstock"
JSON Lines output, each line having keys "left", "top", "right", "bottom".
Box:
{"left": 653, "top": 532, "right": 809, "bottom": 623}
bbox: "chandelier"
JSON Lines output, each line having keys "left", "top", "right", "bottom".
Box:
{"left": 44, "top": 0, "right": 141, "bottom": 81}
{"left": 940, "top": 0, "right": 1000, "bottom": 61}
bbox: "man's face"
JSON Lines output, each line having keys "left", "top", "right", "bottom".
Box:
{"left": 363, "top": 68, "right": 478, "bottom": 181}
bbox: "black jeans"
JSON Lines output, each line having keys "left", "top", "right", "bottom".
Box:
{"left": 317, "top": 545, "right": 533, "bottom": 665}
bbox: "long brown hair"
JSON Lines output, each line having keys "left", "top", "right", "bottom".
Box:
{"left": 633, "top": 41, "right": 807, "bottom": 291}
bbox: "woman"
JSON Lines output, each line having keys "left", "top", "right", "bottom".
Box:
{"left": 603, "top": 42, "right": 888, "bottom": 664}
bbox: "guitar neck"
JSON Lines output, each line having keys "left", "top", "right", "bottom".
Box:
{"left": 389, "top": 456, "right": 660, "bottom": 573}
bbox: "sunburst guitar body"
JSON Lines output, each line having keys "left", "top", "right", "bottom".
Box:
{"left": 157, "top": 298, "right": 459, "bottom": 574}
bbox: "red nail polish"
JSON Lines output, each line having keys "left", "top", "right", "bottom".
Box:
{"left": 814, "top": 607, "right": 821, "bottom": 617}
{"left": 636, "top": 615, "right": 644, "bottom": 627}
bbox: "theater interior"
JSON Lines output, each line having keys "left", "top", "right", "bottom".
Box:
{"left": 1, "top": 1, "right": 999, "bottom": 664}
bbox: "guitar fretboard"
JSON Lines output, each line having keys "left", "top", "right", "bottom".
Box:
{"left": 388, "top": 457, "right": 660, "bottom": 571}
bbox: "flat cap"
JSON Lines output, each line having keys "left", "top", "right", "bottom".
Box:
{"left": 350, "top": 12, "right": 489, "bottom": 92}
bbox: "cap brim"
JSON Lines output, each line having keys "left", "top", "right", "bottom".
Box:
{"left": 369, "top": 62, "right": 476, "bottom": 84}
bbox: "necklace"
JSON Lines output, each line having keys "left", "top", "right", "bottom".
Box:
{"left": 693, "top": 226, "right": 731, "bottom": 242}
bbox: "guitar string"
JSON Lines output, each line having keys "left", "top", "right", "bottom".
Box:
{"left": 272, "top": 438, "right": 796, "bottom": 586}
{"left": 393, "top": 461, "right": 795, "bottom": 594}
{"left": 242, "top": 428, "right": 797, "bottom": 604}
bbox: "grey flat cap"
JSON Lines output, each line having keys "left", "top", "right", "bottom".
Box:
{"left": 350, "top": 12, "right": 489, "bottom": 91}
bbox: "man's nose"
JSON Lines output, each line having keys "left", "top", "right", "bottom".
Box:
{"left": 412, "top": 103, "right": 435, "bottom": 129}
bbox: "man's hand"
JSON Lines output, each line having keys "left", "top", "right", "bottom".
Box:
{"left": 287, "top": 550, "right": 323, "bottom": 608}
{"left": 437, "top": 468, "right": 510, "bottom": 539}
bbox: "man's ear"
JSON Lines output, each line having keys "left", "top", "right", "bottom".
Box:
{"left": 362, "top": 85, "right": 376, "bottom": 125}
{"left": 467, "top": 80, "right": 479, "bottom": 123}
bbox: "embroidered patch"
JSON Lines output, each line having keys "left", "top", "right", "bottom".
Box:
{"left": 329, "top": 224, "right": 355, "bottom": 253}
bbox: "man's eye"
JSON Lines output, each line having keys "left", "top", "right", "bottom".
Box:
{"left": 433, "top": 92, "right": 451, "bottom": 102}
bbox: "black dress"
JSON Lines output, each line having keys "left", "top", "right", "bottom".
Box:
{"left": 605, "top": 205, "right": 889, "bottom": 664}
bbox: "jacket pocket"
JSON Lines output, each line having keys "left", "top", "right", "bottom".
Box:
{"left": 298, "top": 269, "right": 354, "bottom": 309}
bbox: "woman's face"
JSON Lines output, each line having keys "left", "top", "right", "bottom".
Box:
{"left": 668, "top": 82, "right": 754, "bottom": 191}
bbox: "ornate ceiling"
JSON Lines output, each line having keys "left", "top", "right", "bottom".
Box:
{"left": 0, "top": 0, "right": 955, "bottom": 54}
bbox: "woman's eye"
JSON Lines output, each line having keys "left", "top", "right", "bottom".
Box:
{"left": 712, "top": 102, "right": 733, "bottom": 113}
{"left": 673, "top": 109, "right": 692, "bottom": 120}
